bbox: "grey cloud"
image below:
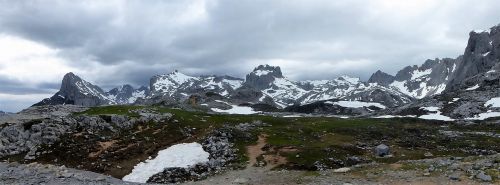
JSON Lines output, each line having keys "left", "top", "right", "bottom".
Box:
{"left": 0, "top": 76, "right": 58, "bottom": 95}
{"left": 1, "top": 0, "right": 500, "bottom": 94}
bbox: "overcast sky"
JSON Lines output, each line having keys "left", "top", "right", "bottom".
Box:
{"left": 1, "top": 0, "right": 500, "bottom": 112}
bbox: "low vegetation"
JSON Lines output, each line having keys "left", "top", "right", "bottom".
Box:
{"left": 4, "top": 105, "right": 499, "bottom": 181}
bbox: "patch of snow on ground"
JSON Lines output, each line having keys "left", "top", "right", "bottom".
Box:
{"left": 212, "top": 105, "right": 258, "bottom": 115}
{"left": 485, "top": 97, "right": 500, "bottom": 107}
{"left": 465, "top": 84, "right": 480, "bottom": 91}
{"left": 283, "top": 115, "right": 302, "bottom": 118}
{"left": 421, "top": 106, "right": 439, "bottom": 112}
{"left": 123, "top": 142, "right": 209, "bottom": 183}
{"left": 465, "top": 111, "right": 500, "bottom": 121}
{"left": 373, "top": 115, "right": 417, "bottom": 118}
{"left": 449, "top": 98, "right": 460, "bottom": 104}
{"left": 418, "top": 107, "right": 454, "bottom": 121}
{"left": 486, "top": 70, "right": 496, "bottom": 74}
{"left": 325, "top": 100, "right": 386, "bottom": 109}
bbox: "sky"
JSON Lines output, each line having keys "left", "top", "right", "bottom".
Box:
{"left": 1, "top": 0, "right": 500, "bottom": 112}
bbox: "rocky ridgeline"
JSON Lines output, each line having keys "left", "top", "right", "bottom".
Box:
{"left": 30, "top": 23, "right": 500, "bottom": 119}
{"left": 0, "top": 106, "right": 172, "bottom": 160}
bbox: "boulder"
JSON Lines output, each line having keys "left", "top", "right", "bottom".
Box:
{"left": 476, "top": 171, "right": 492, "bottom": 182}
{"left": 374, "top": 144, "right": 390, "bottom": 157}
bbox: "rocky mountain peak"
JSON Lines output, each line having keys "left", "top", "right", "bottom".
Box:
{"left": 35, "top": 72, "right": 112, "bottom": 107}
{"left": 244, "top": 64, "right": 284, "bottom": 90}
{"left": 447, "top": 26, "right": 499, "bottom": 90}
{"left": 368, "top": 70, "right": 395, "bottom": 86}
{"left": 107, "top": 84, "right": 149, "bottom": 104}
{"left": 251, "top": 64, "right": 284, "bottom": 78}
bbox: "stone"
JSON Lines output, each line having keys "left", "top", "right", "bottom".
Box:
{"left": 333, "top": 167, "right": 351, "bottom": 173}
{"left": 449, "top": 173, "right": 460, "bottom": 180}
{"left": 476, "top": 171, "right": 492, "bottom": 182}
{"left": 233, "top": 178, "right": 249, "bottom": 184}
{"left": 424, "top": 152, "right": 433, "bottom": 157}
{"left": 375, "top": 144, "right": 390, "bottom": 157}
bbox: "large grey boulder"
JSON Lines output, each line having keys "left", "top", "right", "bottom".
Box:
{"left": 375, "top": 144, "right": 390, "bottom": 157}
{"left": 476, "top": 171, "right": 492, "bottom": 182}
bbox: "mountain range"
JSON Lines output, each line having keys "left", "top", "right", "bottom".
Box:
{"left": 34, "top": 23, "right": 500, "bottom": 120}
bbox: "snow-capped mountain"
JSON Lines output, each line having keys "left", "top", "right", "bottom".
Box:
{"left": 150, "top": 70, "right": 243, "bottom": 98}
{"left": 35, "top": 73, "right": 114, "bottom": 106}
{"left": 369, "top": 57, "right": 461, "bottom": 99}
{"left": 448, "top": 29, "right": 499, "bottom": 90}
{"left": 35, "top": 73, "right": 149, "bottom": 106}
{"left": 106, "top": 85, "right": 149, "bottom": 104}
{"left": 34, "top": 23, "right": 500, "bottom": 117}
{"left": 383, "top": 24, "right": 500, "bottom": 120}
{"left": 238, "top": 65, "right": 413, "bottom": 108}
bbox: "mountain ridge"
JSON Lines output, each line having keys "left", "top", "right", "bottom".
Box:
{"left": 33, "top": 23, "right": 500, "bottom": 120}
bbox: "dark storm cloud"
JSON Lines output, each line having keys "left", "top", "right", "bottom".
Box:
{"left": 0, "top": 75, "right": 57, "bottom": 94}
{"left": 1, "top": 0, "right": 500, "bottom": 93}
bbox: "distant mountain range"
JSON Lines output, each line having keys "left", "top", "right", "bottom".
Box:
{"left": 34, "top": 23, "right": 500, "bottom": 120}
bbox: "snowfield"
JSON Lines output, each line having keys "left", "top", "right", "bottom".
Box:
{"left": 122, "top": 142, "right": 209, "bottom": 183}
{"left": 212, "top": 105, "right": 258, "bottom": 115}
{"left": 466, "top": 111, "right": 500, "bottom": 121}
{"left": 485, "top": 97, "right": 500, "bottom": 107}
{"left": 373, "top": 115, "right": 417, "bottom": 118}
{"left": 465, "top": 84, "right": 480, "bottom": 91}
{"left": 325, "top": 100, "right": 386, "bottom": 109}
{"left": 418, "top": 107, "right": 454, "bottom": 121}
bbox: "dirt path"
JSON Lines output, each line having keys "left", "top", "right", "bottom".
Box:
{"left": 246, "top": 134, "right": 268, "bottom": 167}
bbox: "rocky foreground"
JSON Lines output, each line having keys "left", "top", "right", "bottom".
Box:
{"left": 0, "top": 105, "right": 499, "bottom": 184}
{"left": 0, "top": 162, "right": 137, "bottom": 185}
{"left": 1, "top": 154, "right": 498, "bottom": 185}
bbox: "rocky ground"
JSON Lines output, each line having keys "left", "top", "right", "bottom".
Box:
{"left": 2, "top": 154, "right": 498, "bottom": 185}
{"left": 0, "top": 162, "right": 138, "bottom": 185}
{"left": 0, "top": 105, "right": 499, "bottom": 184}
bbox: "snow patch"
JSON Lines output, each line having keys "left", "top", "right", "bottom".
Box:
{"left": 418, "top": 107, "right": 454, "bottom": 121}
{"left": 465, "top": 111, "right": 500, "bottom": 121}
{"left": 123, "top": 142, "right": 209, "bottom": 183}
{"left": 465, "top": 84, "right": 480, "bottom": 91}
{"left": 254, "top": 70, "right": 272, "bottom": 76}
{"left": 473, "top": 29, "right": 490, "bottom": 33}
{"left": 373, "top": 115, "right": 417, "bottom": 118}
{"left": 325, "top": 100, "right": 386, "bottom": 109}
{"left": 338, "top": 75, "right": 360, "bottom": 84}
{"left": 449, "top": 98, "right": 460, "bottom": 104}
{"left": 212, "top": 105, "right": 258, "bottom": 115}
{"left": 411, "top": 68, "right": 432, "bottom": 80}
{"left": 485, "top": 97, "right": 500, "bottom": 107}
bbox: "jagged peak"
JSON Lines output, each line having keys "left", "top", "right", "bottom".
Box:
{"left": 368, "top": 70, "right": 395, "bottom": 86}
{"left": 472, "top": 29, "right": 490, "bottom": 34}
{"left": 250, "top": 64, "right": 283, "bottom": 78}
{"left": 62, "top": 72, "right": 81, "bottom": 81}
{"left": 336, "top": 75, "right": 361, "bottom": 84}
